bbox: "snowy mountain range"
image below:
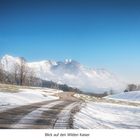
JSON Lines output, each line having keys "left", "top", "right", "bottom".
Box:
{"left": 0, "top": 55, "right": 126, "bottom": 93}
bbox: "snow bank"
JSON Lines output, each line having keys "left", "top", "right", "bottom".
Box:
{"left": 73, "top": 102, "right": 140, "bottom": 129}
{"left": 0, "top": 88, "right": 61, "bottom": 112}
{"left": 106, "top": 91, "right": 140, "bottom": 103}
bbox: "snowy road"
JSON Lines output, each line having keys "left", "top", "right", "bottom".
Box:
{"left": 0, "top": 92, "right": 81, "bottom": 129}
{"left": 0, "top": 89, "right": 140, "bottom": 129}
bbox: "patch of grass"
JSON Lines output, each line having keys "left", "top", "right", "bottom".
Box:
{"left": 74, "top": 93, "right": 140, "bottom": 107}
{"left": 0, "top": 83, "right": 48, "bottom": 93}
{"left": 74, "top": 93, "right": 99, "bottom": 101}
{"left": 0, "top": 84, "right": 19, "bottom": 93}
{"left": 101, "top": 98, "right": 140, "bottom": 107}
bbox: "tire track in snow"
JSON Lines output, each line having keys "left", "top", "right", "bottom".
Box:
{"left": 54, "top": 102, "right": 81, "bottom": 129}
{"left": 11, "top": 100, "right": 64, "bottom": 129}
{"left": 0, "top": 100, "right": 57, "bottom": 128}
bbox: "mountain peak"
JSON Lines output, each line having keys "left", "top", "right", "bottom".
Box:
{"left": 65, "top": 59, "right": 72, "bottom": 63}
{"left": 2, "top": 54, "right": 25, "bottom": 61}
{"left": 2, "top": 54, "right": 14, "bottom": 59}
{"left": 64, "top": 59, "right": 81, "bottom": 66}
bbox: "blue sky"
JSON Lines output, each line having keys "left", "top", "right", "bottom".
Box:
{"left": 0, "top": 0, "right": 140, "bottom": 83}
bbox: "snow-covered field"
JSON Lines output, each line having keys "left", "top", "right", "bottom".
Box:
{"left": 0, "top": 88, "right": 62, "bottom": 112}
{"left": 106, "top": 91, "right": 140, "bottom": 103}
{"left": 1, "top": 84, "right": 140, "bottom": 129}
{"left": 73, "top": 101, "right": 140, "bottom": 129}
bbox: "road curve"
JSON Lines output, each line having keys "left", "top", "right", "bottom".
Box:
{"left": 0, "top": 92, "right": 82, "bottom": 129}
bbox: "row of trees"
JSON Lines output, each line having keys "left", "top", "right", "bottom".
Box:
{"left": 124, "top": 84, "right": 140, "bottom": 92}
{"left": 0, "top": 57, "right": 40, "bottom": 86}
{"left": 41, "top": 80, "right": 82, "bottom": 93}
{"left": 0, "top": 63, "right": 4, "bottom": 83}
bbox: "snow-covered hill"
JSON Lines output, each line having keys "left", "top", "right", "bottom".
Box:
{"left": 0, "top": 55, "right": 126, "bottom": 93}
{"left": 106, "top": 91, "right": 140, "bottom": 103}
{"left": 73, "top": 101, "right": 140, "bottom": 129}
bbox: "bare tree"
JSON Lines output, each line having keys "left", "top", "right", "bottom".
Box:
{"left": 0, "top": 62, "right": 4, "bottom": 83}
{"left": 12, "top": 62, "right": 20, "bottom": 85}
{"left": 137, "top": 85, "right": 140, "bottom": 91}
{"left": 12, "top": 58, "right": 39, "bottom": 86}
{"left": 18, "top": 57, "right": 27, "bottom": 86}
{"left": 125, "top": 84, "right": 137, "bottom": 92}
{"left": 25, "top": 67, "right": 36, "bottom": 86}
